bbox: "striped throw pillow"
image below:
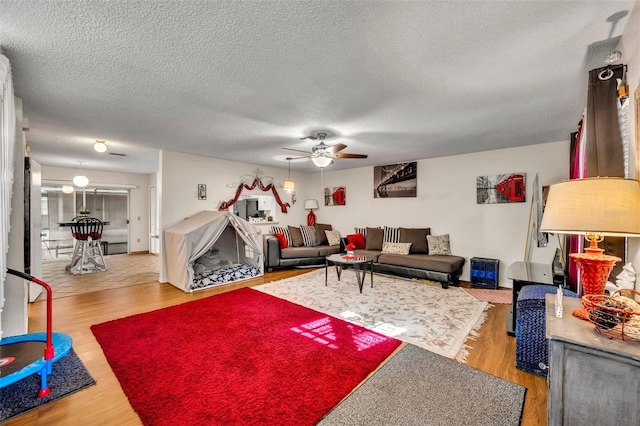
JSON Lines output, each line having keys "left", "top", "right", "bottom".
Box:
{"left": 300, "top": 225, "right": 317, "bottom": 247}
{"left": 384, "top": 226, "right": 400, "bottom": 243}
{"left": 271, "top": 226, "right": 292, "bottom": 247}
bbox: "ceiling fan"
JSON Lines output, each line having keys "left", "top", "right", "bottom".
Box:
{"left": 282, "top": 132, "right": 368, "bottom": 168}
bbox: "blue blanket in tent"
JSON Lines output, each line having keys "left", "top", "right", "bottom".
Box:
{"left": 191, "top": 264, "right": 261, "bottom": 291}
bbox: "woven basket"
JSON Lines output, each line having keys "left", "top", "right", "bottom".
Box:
{"left": 582, "top": 290, "right": 640, "bottom": 342}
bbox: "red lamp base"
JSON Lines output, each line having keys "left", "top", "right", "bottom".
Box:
{"left": 307, "top": 210, "right": 316, "bottom": 226}
{"left": 570, "top": 247, "right": 621, "bottom": 320}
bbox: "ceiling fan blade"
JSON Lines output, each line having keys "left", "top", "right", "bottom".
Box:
{"left": 334, "top": 153, "right": 368, "bottom": 159}
{"left": 282, "top": 147, "right": 312, "bottom": 154}
{"left": 287, "top": 155, "right": 310, "bottom": 160}
{"left": 328, "top": 143, "right": 347, "bottom": 154}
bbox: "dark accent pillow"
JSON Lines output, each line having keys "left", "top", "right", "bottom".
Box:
{"left": 399, "top": 227, "right": 431, "bottom": 254}
{"left": 346, "top": 233, "right": 366, "bottom": 249}
{"left": 288, "top": 226, "right": 304, "bottom": 247}
{"left": 364, "top": 227, "right": 384, "bottom": 250}
{"left": 315, "top": 223, "right": 332, "bottom": 245}
{"left": 273, "top": 233, "right": 288, "bottom": 249}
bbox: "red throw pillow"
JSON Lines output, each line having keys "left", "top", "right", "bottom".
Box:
{"left": 273, "top": 233, "right": 288, "bottom": 249}
{"left": 346, "top": 233, "right": 366, "bottom": 249}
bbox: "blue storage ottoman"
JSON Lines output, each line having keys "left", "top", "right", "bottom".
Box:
{"left": 515, "top": 285, "right": 577, "bottom": 377}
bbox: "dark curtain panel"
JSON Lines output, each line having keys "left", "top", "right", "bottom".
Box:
{"left": 586, "top": 65, "right": 625, "bottom": 177}
{"left": 585, "top": 64, "right": 625, "bottom": 279}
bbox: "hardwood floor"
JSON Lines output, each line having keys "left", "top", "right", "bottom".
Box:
{"left": 40, "top": 254, "right": 160, "bottom": 299}
{"left": 5, "top": 266, "right": 546, "bottom": 425}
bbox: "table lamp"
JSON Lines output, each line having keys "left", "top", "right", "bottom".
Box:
{"left": 540, "top": 177, "right": 640, "bottom": 318}
{"left": 304, "top": 199, "right": 319, "bottom": 226}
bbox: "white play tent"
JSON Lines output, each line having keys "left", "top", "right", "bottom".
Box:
{"left": 164, "top": 210, "right": 264, "bottom": 292}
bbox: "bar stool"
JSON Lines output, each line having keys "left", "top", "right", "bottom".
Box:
{"left": 69, "top": 217, "right": 108, "bottom": 274}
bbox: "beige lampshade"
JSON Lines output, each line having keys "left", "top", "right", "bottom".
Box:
{"left": 540, "top": 177, "right": 640, "bottom": 237}
{"left": 283, "top": 180, "right": 295, "bottom": 192}
{"left": 304, "top": 199, "right": 319, "bottom": 210}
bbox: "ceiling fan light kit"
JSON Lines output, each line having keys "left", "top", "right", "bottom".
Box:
{"left": 311, "top": 156, "right": 333, "bottom": 168}
{"left": 283, "top": 131, "right": 368, "bottom": 169}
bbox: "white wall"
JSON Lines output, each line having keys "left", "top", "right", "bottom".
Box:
{"left": 157, "top": 141, "right": 568, "bottom": 287}
{"left": 3, "top": 97, "right": 28, "bottom": 337}
{"left": 41, "top": 166, "right": 152, "bottom": 253}
{"left": 311, "top": 141, "right": 570, "bottom": 287}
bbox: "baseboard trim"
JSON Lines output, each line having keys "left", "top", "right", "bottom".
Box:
{"left": 130, "top": 250, "right": 150, "bottom": 255}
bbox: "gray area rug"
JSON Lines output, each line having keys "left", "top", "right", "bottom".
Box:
{"left": 0, "top": 348, "right": 96, "bottom": 422}
{"left": 318, "top": 344, "right": 526, "bottom": 426}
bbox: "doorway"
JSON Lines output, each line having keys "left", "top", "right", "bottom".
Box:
{"left": 40, "top": 186, "right": 130, "bottom": 261}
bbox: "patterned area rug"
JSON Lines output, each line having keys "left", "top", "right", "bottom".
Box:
{"left": 463, "top": 287, "right": 513, "bottom": 304}
{"left": 255, "top": 269, "right": 489, "bottom": 362}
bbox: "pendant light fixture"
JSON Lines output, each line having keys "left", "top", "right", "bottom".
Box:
{"left": 73, "top": 161, "right": 89, "bottom": 188}
{"left": 61, "top": 185, "right": 74, "bottom": 194}
{"left": 283, "top": 158, "right": 295, "bottom": 192}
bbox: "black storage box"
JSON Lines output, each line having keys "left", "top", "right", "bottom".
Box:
{"left": 470, "top": 257, "right": 499, "bottom": 289}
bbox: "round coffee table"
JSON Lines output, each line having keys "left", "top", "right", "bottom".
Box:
{"left": 325, "top": 253, "right": 374, "bottom": 293}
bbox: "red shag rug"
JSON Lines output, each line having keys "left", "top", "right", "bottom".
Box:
{"left": 91, "top": 288, "right": 401, "bottom": 425}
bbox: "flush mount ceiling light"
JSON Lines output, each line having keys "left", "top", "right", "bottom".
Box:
{"left": 94, "top": 139, "right": 107, "bottom": 153}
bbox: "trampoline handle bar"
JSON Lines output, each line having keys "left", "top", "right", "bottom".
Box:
{"left": 6, "top": 268, "right": 54, "bottom": 360}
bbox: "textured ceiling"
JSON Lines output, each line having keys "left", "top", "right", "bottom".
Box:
{"left": 0, "top": 1, "right": 636, "bottom": 174}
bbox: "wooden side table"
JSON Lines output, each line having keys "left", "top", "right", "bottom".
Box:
{"left": 546, "top": 294, "right": 640, "bottom": 425}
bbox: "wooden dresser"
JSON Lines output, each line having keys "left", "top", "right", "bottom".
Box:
{"left": 545, "top": 294, "right": 640, "bottom": 425}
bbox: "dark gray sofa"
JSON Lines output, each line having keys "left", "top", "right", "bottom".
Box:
{"left": 264, "top": 230, "right": 465, "bottom": 289}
